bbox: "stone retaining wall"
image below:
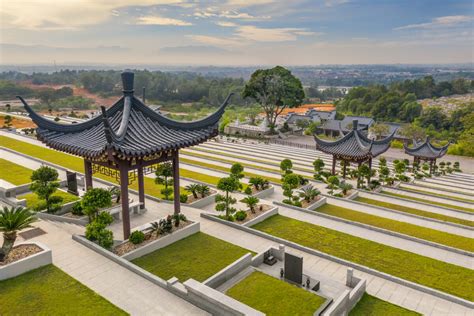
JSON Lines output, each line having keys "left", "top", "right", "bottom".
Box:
{"left": 0, "top": 241, "right": 52, "bottom": 280}
{"left": 243, "top": 206, "right": 279, "bottom": 227}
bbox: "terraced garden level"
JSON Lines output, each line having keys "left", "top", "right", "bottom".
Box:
{"left": 354, "top": 196, "right": 473, "bottom": 227}
{"left": 0, "top": 158, "right": 33, "bottom": 185}
{"left": 252, "top": 215, "right": 474, "bottom": 301}
{"left": 381, "top": 190, "right": 473, "bottom": 213}
{"left": 226, "top": 271, "right": 326, "bottom": 315}
{"left": 132, "top": 232, "right": 252, "bottom": 282}
{"left": 19, "top": 189, "right": 80, "bottom": 212}
{"left": 349, "top": 293, "right": 420, "bottom": 315}
{"left": 0, "top": 265, "right": 126, "bottom": 315}
{"left": 315, "top": 203, "right": 474, "bottom": 252}
{"left": 399, "top": 186, "right": 474, "bottom": 203}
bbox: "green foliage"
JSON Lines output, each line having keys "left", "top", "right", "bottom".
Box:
{"left": 155, "top": 162, "right": 174, "bottom": 200}
{"left": 0, "top": 265, "right": 127, "bottom": 315}
{"left": 0, "top": 206, "right": 36, "bottom": 261}
{"left": 299, "top": 185, "right": 320, "bottom": 203}
{"left": 30, "top": 166, "right": 62, "bottom": 213}
{"left": 369, "top": 123, "right": 390, "bottom": 139}
{"left": 253, "top": 215, "right": 474, "bottom": 301}
{"left": 71, "top": 202, "right": 83, "bottom": 216}
{"left": 338, "top": 182, "right": 353, "bottom": 195}
{"left": 196, "top": 184, "right": 211, "bottom": 198}
{"left": 242, "top": 196, "right": 259, "bottom": 213}
{"left": 172, "top": 213, "right": 187, "bottom": 227}
{"left": 281, "top": 173, "right": 300, "bottom": 202}
{"left": 249, "top": 176, "right": 269, "bottom": 191}
{"left": 326, "top": 175, "right": 340, "bottom": 188}
{"left": 85, "top": 211, "right": 114, "bottom": 249}
{"left": 81, "top": 188, "right": 112, "bottom": 221}
{"left": 280, "top": 159, "right": 293, "bottom": 175}
{"left": 227, "top": 271, "right": 326, "bottom": 315}
{"left": 179, "top": 194, "right": 188, "bottom": 203}
{"left": 185, "top": 183, "right": 199, "bottom": 199}
{"left": 234, "top": 210, "right": 248, "bottom": 221}
{"left": 230, "top": 163, "right": 244, "bottom": 190}
{"left": 129, "top": 230, "right": 145, "bottom": 245}
{"left": 243, "top": 66, "right": 305, "bottom": 132}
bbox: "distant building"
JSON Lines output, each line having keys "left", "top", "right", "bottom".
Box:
{"left": 224, "top": 118, "right": 271, "bottom": 138}
{"left": 318, "top": 115, "right": 374, "bottom": 137}
{"left": 285, "top": 109, "right": 337, "bottom": 126}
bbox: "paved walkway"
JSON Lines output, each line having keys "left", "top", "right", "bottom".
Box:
{"left": 8, "top": 220, "right": 207, "bottom": 316}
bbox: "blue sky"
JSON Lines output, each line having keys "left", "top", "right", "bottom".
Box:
{"left": 1, "top": 0, "right": 472, "bottom": 65}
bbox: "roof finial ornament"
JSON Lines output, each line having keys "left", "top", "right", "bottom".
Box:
{"left": 352, "top": 120, "right": 358, "bottom": 130}
{"left": 100, "top": 106, "right": 114, "bottom": 144}
{"left": 122, "top": 71, "right": 134, "bottom": 95}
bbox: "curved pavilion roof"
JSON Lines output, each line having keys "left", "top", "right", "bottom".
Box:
{"left": 314, "top": 120, "right": 396, "bottom": 161}
{"left": 404, "top": 138, "right": 450, "bottom": 159}
{"left": 18, "top": 71, "right": 232, "bottom": 161}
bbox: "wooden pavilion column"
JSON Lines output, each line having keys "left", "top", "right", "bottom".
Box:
{"left": 119, "top": 162, "right": 131, "bottom": 240}
{"left": 342, "top": 160, "right": 347, "bottom": 179}
{"left": 84, "top": 160, "right": 93, "bottom": 190}
{"left": 368, "top": 158, "right": 372, "bottom": 183}
{"left": 172, "top": 150, "right": 181, "bottom": 215}
{"left": 331, "top": 156, "right": 336, "bottom": 175}
{"left": 137, "top": 166, "right": 145, "bottom": 210}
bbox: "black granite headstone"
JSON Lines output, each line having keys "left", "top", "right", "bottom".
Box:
{"left": 66, "top": 171, "right": 78, "bottom": 195}
{"left": 284, "top": 252, "right": 303, "bottom": 284}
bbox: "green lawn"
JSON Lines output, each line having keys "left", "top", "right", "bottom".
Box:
{"left": 252, "top": 215, "right": 474, "bottom": 301}
{"left": 355, "top": 196, "right": 473, "bottom": 227}
{"left": 0, "top": 158, "right": 33, "bottom": 185}
{"left": 315, "top": 204, "right": 474, "bottom": 252}
{"left": 0, "top": 265, "right": 127, "bottom": 315}
{"left": 19, "top": 189, "right": 80, "bottom": 211}
{"left": 132, "top": 232, "right": 252, "bottom": 282}
{"left": 226, "top": 271, "right": 326, "bottom": 315}
{"left": 349, "top": 293, "right": 420, "bottom": 316}
{"left": 381, "top": 191, "right": 473, "bottom": 213}
{"left": 400, "top": 185, "right": 474, "bottom": 203}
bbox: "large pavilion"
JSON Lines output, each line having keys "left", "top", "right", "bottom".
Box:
{"left": 404, "top": 138, "right": 450, "bottom": 175}
{"left": 18, "top": 71, "right": 232, "bottom": 239}
{"left": 314, "top": 120, "right": 396, "bottom": 180}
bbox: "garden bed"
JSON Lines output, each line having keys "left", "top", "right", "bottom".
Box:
{"left": 349, "top": 293, "right": 420, "bottom": 315}
{"left": 114, "top": 220, "right": 193, "bottom": 257}
{"left": 236, "top": 204, "right": 273, "bottom": 225}
{"left": 0, "top": 244, "right": 42, "bottom": 266}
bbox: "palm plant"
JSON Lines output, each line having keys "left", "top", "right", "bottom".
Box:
{"left": 185, "top": 184, "right": 200, "bottom": 199}
{"left": 249, "top": 177, "right": 263, "bottom": 190}
{"left": 107, "top": 186, "right": 121, "bottom": 203}
{"left": 196, "top": 184, "right": 211, "bottom": 198}
{"left": 299, "top": 186, "right": 320, "bottom": 203}
{"left": 0, "top": 206, "right": 36, "bottom": 262}
{"left": 242, "top": 196, "right": 259, "bottom": 213}
{"left": 338, "top": 182, "right": 353, "bottom": 196}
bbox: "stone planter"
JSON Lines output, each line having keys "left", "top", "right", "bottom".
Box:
{"left": 251, "top": 185, "right": 275, "bottom": 199}
{"left": 0, "top": 241, "right": 52, "bottom": 280}
{"left": 186, "top": 192, "right": 218, "bottom": 209}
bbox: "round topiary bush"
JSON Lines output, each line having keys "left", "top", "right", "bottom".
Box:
{"left": 180, "top": 194, "right": 188, "bottom": 203}
{"left": 129, "top": 230, "right": 145, "bottom": 245}
{"left": 235, "top": 210, "right": 247, "bottom": 221}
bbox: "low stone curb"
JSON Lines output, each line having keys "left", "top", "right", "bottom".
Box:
{"left": 273, "top": 197, "right": 327, "bottom": 213}
{"left": 251, "top": 185, "right": 274, "bottom": 199}
{"left": 186, "top": 193, "right": 218, "bottom": 209}
{"left": 402, "top": 182, "right": 474, "bottom": 198}
{"left": 372, "top": 188, "right": 474, "bottom": 216}
{"left": 37, "top": 211, "right": 88, "bottom": 226}
{"left": 200, "top": 212, "right": 474, "bottom": 309}
{"left": 243, "top": 206, "right": 279, "bottom": 227}
{"left": 394, "top": 185, "right": 474, "bottom": 205}
{"left": 293, "top": 196, "right": 474, "bottom": 258}
{"left": 420, "top": 178, "right": 474, "bottom": 192}
{"left": 332, "top": 192, "right": 473, "bottom": 231}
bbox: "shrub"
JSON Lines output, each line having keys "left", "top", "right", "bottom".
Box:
{"left": 185, "top": 184, "right": 199, "bottom": 198}
{"left": 85, "top": 211, "right": 114, "bottom": 249}
{"left": 180, "top": 194, "right": 188, "bottom": 203}
{"left": 172, "top": 213, "right": 187, "bottom": 227}
{"left": 242, "top": 196, "right": 259, "bottom": 213}
{"left": 280, "top": 159, "right": 293, "bottom": 176}
{"left": 30, "top": 166, "right": 62, "bottom": 213}
{"left": 293, "top": 200, "right": 302, "bottom": 207}
{"left": 71, "top": 202, "right": 84, "bottom": 216}
{"left": 299, "top": 186, "right": 320, "bottom": 202}
{"left": 216, "top": 177, "right": 239, "bottom": 217}
{"left": 234, "top": 210, "right": 247, "bottom": 221}
{"left": 244, "top": 186, "right": 252, "bottom": 195}
{"left": 218, "top": 214, "right": 235, "bottom": 222}
{"left": 129, "top": 230, "right": 145, "bottom": 245}
{"left": 155, "top": 162, "right": 173, "bottom": 200}
{"left": 333, "top": 193, "right": 343, "bottom": 198}
{"left": 196, "top": 184, "right": 211, "bottom": 198}
{"left": 82, "top": 188, "right": 112, "bottom": 221}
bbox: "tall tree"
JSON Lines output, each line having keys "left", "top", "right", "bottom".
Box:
{"left": 242, "top": 66, "right": 305, "bottom": 132}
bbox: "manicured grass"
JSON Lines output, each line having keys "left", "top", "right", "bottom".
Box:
{"left": 381, "top": 190, "right": 473, "bottom": 213}
{"left": 349, "top": 293, "right": 420, "bottom": 316}
{"left": 400, "top": 185, "right": 474, "bottom": 203}
{"left": 180, "top": 156, "right": 283, "bottom": 184}
{"left": 315, "top": 204, "right": 474, "bottom": 252}
{"left": 19, "top": 189, "right": 80, "bottom": 211}
{"left": 0, "top": 265, "right": 127, "bottom": 315}
{"left": 132, "top": 232, "right": 252, "bottom": 282}
{"left": 252, "top": 215, "right": 474, "bottom": 301}
{"left": 226, "top": 271, "right": 326, "bottom": 315}
{"left": 355, "top": 196, "right": 473, "bottom": 227}
{"left": 0, "top": 158, "right": 33, "bottom": 185}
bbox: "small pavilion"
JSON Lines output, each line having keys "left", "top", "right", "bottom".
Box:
{"left": 19, "top": 71, "right": 232, "bottom": 239}
{"left": 404, "top": 138, "right": 450, "bottom": 175}
{"left": 314, "top": 120, "right": 396, "bottom": 180}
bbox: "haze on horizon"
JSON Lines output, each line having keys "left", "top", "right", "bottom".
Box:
{"left": 0, "top": 0, "right": 473, "bottom": 66}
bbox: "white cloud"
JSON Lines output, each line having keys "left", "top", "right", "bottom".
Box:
{"left": 235, "top": 25, "right": 316, "bottom": 42}
{"left": 215, "top": 21, "right": 238, "bottom": 27}
{"left": 0, "top": 0, "right": 186, "bottom": 30}
{"left": 394, "top": 15, "right": 473, "bottom": 30}
{"left": 187, "top": 35, "right": 242, "bottom": 47}
{"left": 225, "top": 0, "right": 276, "bottom": 6}
{"left": 136, "top": 15, "right": 192, "bottom": 26}
{"left": 193, "top": 8, "right": 271, "bottom": 20}
{"left": 324, "top": 0, "right": 350, "bottom": 7}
